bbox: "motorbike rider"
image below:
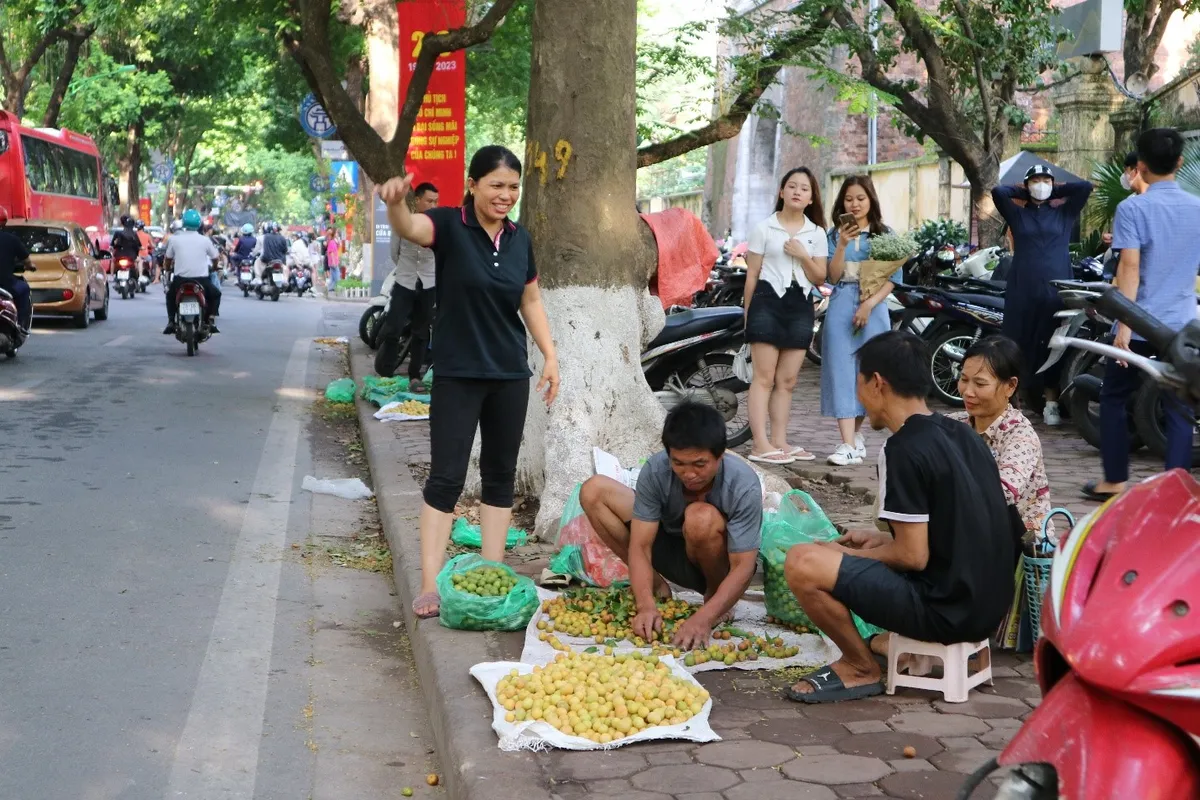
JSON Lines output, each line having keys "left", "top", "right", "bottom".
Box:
{"left": 163, "top": 209, "right": 221, "bottom": 335}
{"left": 136, "top": 220, "right": 155, "bottom": 282}
{"left": 0, "top": 205, "right": 34, "bottom": 331}
{"left": 231, "top": 222, "right": 257, "bottom": 273}
{"left": 379, "top": 182, "right": 439, "bottom": 391}
{"left": 111, "top": 215, "right": 143, "bottom": 283}
{"left": 255, "top": 222, "right": 289, "bottom": 284}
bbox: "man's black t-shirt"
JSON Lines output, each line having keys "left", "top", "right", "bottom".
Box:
{"left": 0, "top": 230, "right": 30, "bottom": 292}
{"left": 261, "top": 234, "right": 289, "bottom": 263}
{"left": 878, "top": 413, "right": 1017, "bottom": 642}
{"left": 425, "top": 204, "right": 537, "bottom": 379}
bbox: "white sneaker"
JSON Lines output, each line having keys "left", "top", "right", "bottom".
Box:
{"left": 854, "top": 433, "right": 867, "bottom": 460}
{"left": 1043, "top": 402, "right": 1062, "bottom": 427}
{"left": 828, "top": 443, "right": 864, "bottom": 466}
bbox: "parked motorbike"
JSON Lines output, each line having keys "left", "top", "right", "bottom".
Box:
{"left": 255, "top": 261, "right": 286, "bottom": 301}
{"left": 0, "top": 264, "right": 35, "bottom": 358}
{"left": 643, "top": 306, "right": 750, "bottom": 447}
{"left": 361, "top": 267, "right": 397, "bottom": 349}
{"left": 902, "top": 276, "right": 1006, "bottom": 406}
{"left": 957, "top": 287, "right": 1200, "bottom": 800}
{"left": 289, "top": 266, "right": 314, "bottom": 295}
{"left": 172, "top": 279, "right": 213, "bottom": 357}
{"left": 113, "top": 256, "right": 138, "bottom": 300}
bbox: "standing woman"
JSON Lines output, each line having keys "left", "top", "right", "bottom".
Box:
{"left": 821, "top": 175, "right": 899, "bottom": 466}
{"left": 379, "top": 146, "right": 560, "bottom": 619}
{"left": 743, "top": 167, "right": 828, "bottom": 465}
{"left": 991, "top": 165, "right": 1092, "bottom": 424}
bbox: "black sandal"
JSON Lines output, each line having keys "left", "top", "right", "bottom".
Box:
{"left": 783, "top": 665, "right": 884, "bottom": 704}
{"left": 1081, "top": 480, "right": 1120, "bottom": 503}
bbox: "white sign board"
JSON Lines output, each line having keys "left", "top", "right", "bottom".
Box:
{"left": 320, "top": 140, "right": 349, "bottom": 160}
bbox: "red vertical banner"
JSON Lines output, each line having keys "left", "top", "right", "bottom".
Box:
{"left": 138, "top": 197, "right": 151, "bottom": 222}
{"left": 398, "top": 0, "right": 467, "bottom": 206}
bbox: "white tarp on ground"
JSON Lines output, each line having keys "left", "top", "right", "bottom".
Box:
{"left": 373, "top": 400, "right": 430, "bottom": 421}
{"left": 519, "top": 587, "right": 836, "bottom": 674}
{"left": 469, "top": 656, "right": 720, "bottom": 752}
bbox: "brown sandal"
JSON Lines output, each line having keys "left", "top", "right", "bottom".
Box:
{"left": 412, "top": 591, "right": 440, "bottom": 619}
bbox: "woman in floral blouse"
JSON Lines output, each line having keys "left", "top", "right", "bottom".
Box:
{"left": 950, "top": 335, "right": 1054, "bottom": 649}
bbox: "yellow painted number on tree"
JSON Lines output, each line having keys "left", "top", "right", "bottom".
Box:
{"left": 411, "top": 29, "right": 450, "bottom": 58}
{"left": 554, "top": 140, "right": 573, "bottom": 179}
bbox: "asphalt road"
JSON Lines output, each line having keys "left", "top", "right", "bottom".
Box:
{"left": 0, "top": 282, "right": 437, "bottom": 800}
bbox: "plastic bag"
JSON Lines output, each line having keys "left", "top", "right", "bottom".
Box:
{"left": 324, "top": 378, "right": 356, "bottom": 404}
{"left": 733, "top": 343, "right": 752, "bottom": 383}
{"left": 436, "top": 553, "right": 540, "bottom": 631}
{"left": 552, "top": 484, "right": 629, "bottom": 587}
{"left": 760, "top": 490, "right": 882, "bottom": 639}
{"left": 301, "top": 475, "right": 374, "bottom": 499}
{"left": 360, "top": 375, "right": 409, "bottom": 406}
{"left": 451, "top": 517, "right": 528, "bottom": 549}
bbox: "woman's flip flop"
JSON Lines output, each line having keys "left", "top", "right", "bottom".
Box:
{"left": 783, "top": 665, "right": 884, "bottom": 704}
{"left": 412, "top": 591, "right": 441, "bottom": 619}
{"left": 748, "top": 450, "right": 795, "bottom": 465}
{"left": 786, "top": 447, "right": 817, "bottom": 461}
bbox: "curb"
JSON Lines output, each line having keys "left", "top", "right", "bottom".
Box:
{"left": 348, "top": 341, "right": 556, "bottom": 800}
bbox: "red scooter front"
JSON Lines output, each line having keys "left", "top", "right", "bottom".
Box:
{"left": 996, "top": 672, "right": 1200, "bottom": 798}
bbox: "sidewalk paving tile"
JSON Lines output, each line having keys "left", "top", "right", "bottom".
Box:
{"left": 630, "top": 765, "right": 740, "bottom": 793}
{"left": 880, "top": 770, "right": 981, "bottom": 799}
{"left": 888, "top": 711, "right": 991, "bottom": 737}
{"left": 832, "top": 784, "right": 886, "bottom": 797}
{"left": 932, "top": 695, "right": 1031, "bottom": 718}
{"left": 929, "top": 747, "right": 1003, "bottom": 774}
{"left": 781, "top": 754, "right": 894, "bottom": 784}
{"left": 694, "top": 740, "right": 797, "bottom": 769}
{"left": 726, "top": 782, "right": 839, "bottom": 800}
{"left": 889, "top": 757, "right": 937, "bottom": 772}
{"left": 747, "top": 717, "right": 851, "bottom": 746}
{"left": 836, "top": 731, "right": 942, "bottom": 760}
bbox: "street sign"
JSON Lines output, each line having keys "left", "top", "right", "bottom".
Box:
{"left": 310, "top": 174, "right": 330, "bottom": 192}
{"left": 152, "top": 161, "right": 174, "bottom": 183}
{"left": 299, "top": 93, "right": 337, "bottom": 139}
{"left": 320, "top": 140, "right": 349, "bottom": 160}
{"left": 331, "top": 161, "right": 359, "bottom": 193}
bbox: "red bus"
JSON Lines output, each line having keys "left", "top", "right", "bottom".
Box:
{"left": 0, "top": 110, "right": 116, "bottom": 255}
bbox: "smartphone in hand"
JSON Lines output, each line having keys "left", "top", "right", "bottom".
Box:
{"left": 838, "top": 213, "right": 857, "bottom": 229}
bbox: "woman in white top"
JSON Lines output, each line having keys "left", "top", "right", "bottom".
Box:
{"left": 743, "top": 167, "right": 829, "bottom": 465}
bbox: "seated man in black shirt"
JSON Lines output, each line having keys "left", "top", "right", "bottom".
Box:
{"left": 783, "top": 331, "right": 1016, "bottom": 703}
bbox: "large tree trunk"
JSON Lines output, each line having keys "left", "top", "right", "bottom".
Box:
{"left": 512, "top": 0, "right": 663, "bottom": 536}
{"left": 118, "top": 119, "right": 144, "bottom": 215}
{"left": 966, "top": 156, "right": 1002, "bottom": 246}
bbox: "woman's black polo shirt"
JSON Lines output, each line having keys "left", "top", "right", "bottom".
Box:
{"left": 424, "top": 204, "right": 537, "bottom": 380}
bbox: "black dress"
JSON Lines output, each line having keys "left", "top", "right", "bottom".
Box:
{"left": 991, "top": 182, "right": 1092, "bottom": 396}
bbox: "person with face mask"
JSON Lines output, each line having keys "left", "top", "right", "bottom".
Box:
{"left": 990, "top": 164, "right": 1092, "bottom": 426}
{"left": 1103, "top": 153, "right": 1148, "bottom": 249}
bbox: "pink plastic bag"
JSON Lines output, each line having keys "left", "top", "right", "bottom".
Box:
{"left": 555, "top": 484, "right": 630, "bottom": 587}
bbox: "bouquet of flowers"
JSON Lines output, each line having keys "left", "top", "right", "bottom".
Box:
{"left": 859, "top": 231, "right": 919, "bottom": 297}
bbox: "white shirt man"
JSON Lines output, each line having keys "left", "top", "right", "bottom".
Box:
{"left": 165, "top": 229, "right": 218, "bottom": 278}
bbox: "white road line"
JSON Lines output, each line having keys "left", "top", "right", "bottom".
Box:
{"left": 103, "top": 334, "right": 133, "bottom": 347}
{"left": 0, "top": 376, "right": 50, "bottom": 401}
{"left": 166, "top": 338, "right": 311, "bottom": 799}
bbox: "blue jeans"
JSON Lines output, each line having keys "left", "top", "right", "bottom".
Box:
{"left": 6, "top": 279, "right": 31, "bottom": 330}
{"left": 1100, "top": 339, "right": 1193, "bottom": 482}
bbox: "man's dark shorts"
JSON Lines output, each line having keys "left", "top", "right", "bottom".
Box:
{"left": 832, "top": 555, "right": 968, "bottom": 644}
{"left": 624, "top": 523, "right": 708, "bottom": 595}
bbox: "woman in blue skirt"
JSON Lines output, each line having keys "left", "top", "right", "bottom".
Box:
{"left": 821, "top": 176, "right": 900, "bottom": 465}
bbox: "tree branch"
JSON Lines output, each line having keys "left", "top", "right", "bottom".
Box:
{"left": 1142, "top": 0, "right": 1182, "bottom": 81}
{"left": 41, "top": 23, "right": 95, "bottom": 128}
{"left": 286, "top": 0, "right": 518, "bottom": 183}
{"left": 394, "top": 0, "right": 519, "bottom": 157}
{"left": 636, "top": 7, "right": 834, "bottom": 168}
{"left": 950, "top": 0, "right": 991, "bottom": 153}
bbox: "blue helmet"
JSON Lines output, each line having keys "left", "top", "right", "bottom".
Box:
{"left": 182, "top": 209, "right": 202, "bottom": 230}
{"left": 241, "top": 223, "right": 254, "bottom": 235}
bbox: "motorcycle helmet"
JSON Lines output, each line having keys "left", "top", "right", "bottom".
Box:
{"left": 0, "top": 205, "right": 7, "bottom": 227}
{"left": 182, "top": 209, "right": 202, "bottom": 230}
{"left": 136, "top": 220, "right": 146, "bottom": 230}
{"left": 170, "top": 220, "right": 183, "bottom": 232}
{"left": 241, "top": 223, "right": 254, "bottom": 235}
